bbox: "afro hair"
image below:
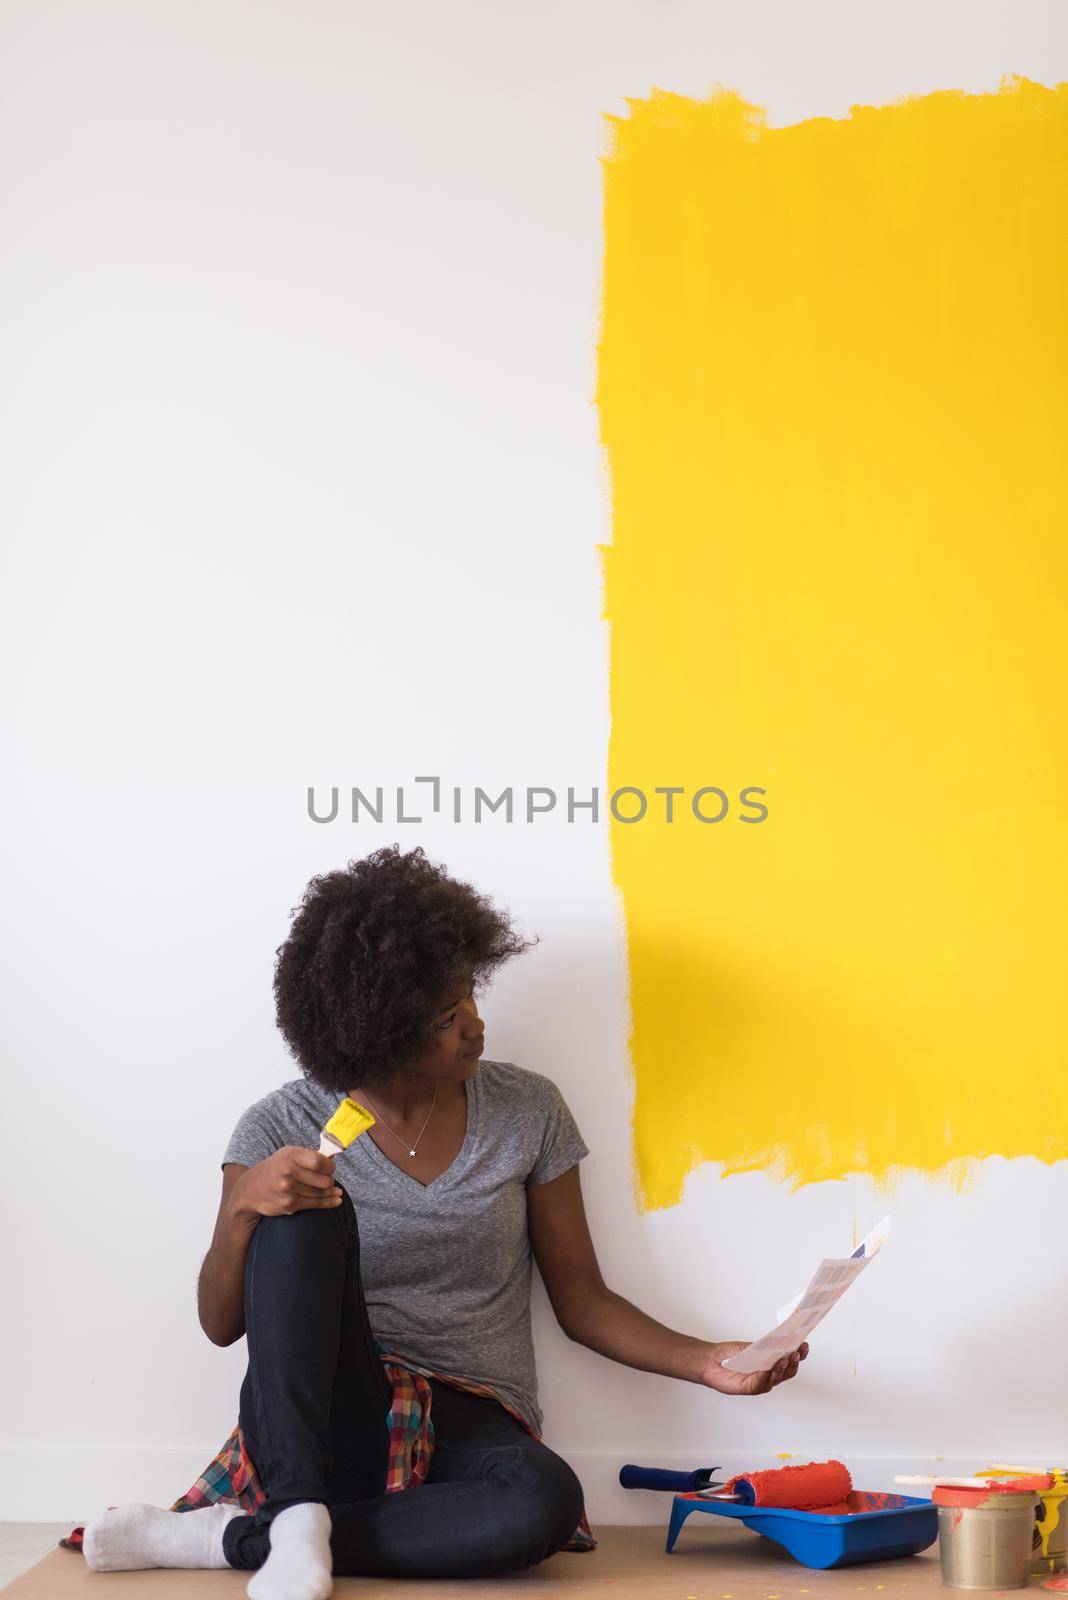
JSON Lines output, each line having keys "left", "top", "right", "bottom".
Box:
{"left": 273, "top": 844, "right": 535, "bottom": 1092}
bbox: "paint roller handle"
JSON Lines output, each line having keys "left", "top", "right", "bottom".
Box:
{"left": 619, "top": 1465, "right": 722, "bottom": 1492}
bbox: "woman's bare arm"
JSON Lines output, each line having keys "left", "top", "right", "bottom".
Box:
{"left": 197, "top": 1164, "right": 258, "bottom": 1347}
{"left": 527, "top": 1166, "right": 806, "bottom": 1396}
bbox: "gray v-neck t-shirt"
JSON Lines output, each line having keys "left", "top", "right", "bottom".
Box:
{"left": 221, "top": 1059, "right": 589, "bottom": 1434}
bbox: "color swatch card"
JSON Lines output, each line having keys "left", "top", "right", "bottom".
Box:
{"left": 722, "top": 1217, "right": 892, "bottom": 1373}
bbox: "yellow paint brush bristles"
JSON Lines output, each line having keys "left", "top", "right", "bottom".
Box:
{"left": 319, "top": 1097, "right": 375, "bottom": 1156}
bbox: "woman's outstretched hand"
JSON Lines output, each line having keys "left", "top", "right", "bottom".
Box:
{"left": 699, "top": 1341, "right": 809, "bottom": 1396}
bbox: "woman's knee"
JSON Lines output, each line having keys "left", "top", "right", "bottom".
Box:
{"left": 250, "top": 1187, "right": 355, "bottom": 1261}
{"left": 503, "top": 1449, "right": 585, "bottom": 1566}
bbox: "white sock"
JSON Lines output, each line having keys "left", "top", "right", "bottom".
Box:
{"left": 247, "top": 1501, "right": 333, "bottom": 1600}
{"left": 82, "top": 1500, "right": 246, "bottom": 1570}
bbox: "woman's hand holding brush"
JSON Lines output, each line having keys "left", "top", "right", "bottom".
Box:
{"left": 224, "top": 1100, "right": 373, "bottom": 1227}
{"left": 229, "top": 1147, "right": 344, "bottom": 1223}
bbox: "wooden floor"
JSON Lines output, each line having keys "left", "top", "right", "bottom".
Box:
{"left": 0, "top": 1522, "right": 975, "bottom": 1600}
{"left": 0, "top": 1526, "right": 70, "bottom": 1591}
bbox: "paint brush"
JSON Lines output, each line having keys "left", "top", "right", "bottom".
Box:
{"left": 319, "top": 1096, "right": 375, "bottom": 1155}
{"left": 895, "top": 1474, "right": 1052, "bottom": 1490}
{"left": 895, "top": 1476, "right": 995, "bottom": 1489}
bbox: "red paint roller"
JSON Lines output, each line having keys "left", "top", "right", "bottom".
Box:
{"left": 724, "top": 1459, "right": 853, "bottom": 1514}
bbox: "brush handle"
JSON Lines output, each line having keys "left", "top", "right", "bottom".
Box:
{"left": 894, "top": 1475, "right": 993, "bottom": 1488}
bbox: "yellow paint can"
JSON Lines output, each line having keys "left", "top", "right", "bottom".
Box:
{"left": 1034, "top": 1476, "right": 1068, "bottom": 1576}
{"left": 981, "top": 1466, "right": 1068, "bottom": 1575}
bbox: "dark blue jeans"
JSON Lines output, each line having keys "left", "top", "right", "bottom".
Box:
{"left": 221, "top": 1181, "right": 585, "bottom": 1578}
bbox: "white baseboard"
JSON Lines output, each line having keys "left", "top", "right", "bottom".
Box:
{"left": 0, "top": 1447, "right": 220, "bottom": 1525}
{"left": 0, "top": 1448, "right": 996, "bottom": 1526}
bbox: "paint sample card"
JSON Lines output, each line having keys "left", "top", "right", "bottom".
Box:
{"left": 722, "top": 1217, "right": 891, "bottom": 1373}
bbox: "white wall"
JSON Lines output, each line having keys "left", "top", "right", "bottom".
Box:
{"left": 2, "top": 0, "right": 1065, "bottom": 1524}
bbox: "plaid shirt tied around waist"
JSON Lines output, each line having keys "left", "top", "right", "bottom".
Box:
{"left": 62, "top": 1341, "right": 596, "bottom": 1555}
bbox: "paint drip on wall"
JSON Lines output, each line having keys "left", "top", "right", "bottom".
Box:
{"left": 596, "top": 76, "right": 1068, "bottom": 1210}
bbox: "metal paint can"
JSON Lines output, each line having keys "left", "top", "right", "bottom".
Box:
{"left": 934, "top": 1488, "right": 1036, "bottom": 1591}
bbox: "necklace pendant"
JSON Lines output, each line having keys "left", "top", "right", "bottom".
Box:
{"left": 409, "top": 1149, "right": 416, "bottom": 1157}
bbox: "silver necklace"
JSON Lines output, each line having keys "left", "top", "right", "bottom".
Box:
{"left": 360, "top": 1081, "right": 439, "bottom": 1157}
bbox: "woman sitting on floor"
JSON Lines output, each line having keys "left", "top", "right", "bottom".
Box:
{"left": 82, "top": 843, "right": 806, "bottom": 1599}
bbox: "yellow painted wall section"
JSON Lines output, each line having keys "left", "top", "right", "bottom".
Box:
{"left": 596, "top": 78, "right": 1068, "bottom": 1209}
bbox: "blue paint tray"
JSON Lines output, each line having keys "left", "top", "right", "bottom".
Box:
{"left": 666, "top": 1490, "right": 938, "bottom": 1569}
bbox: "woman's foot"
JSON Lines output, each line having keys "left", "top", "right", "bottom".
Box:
{"left": 247, "top": 1501, "right": 333, "bottom": 1600}
{"left": 82, "top": 1500, "right": 245, "bottom": 1570}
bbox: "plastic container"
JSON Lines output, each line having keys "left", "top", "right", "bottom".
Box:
{"left": 934, "top": 1486, "right": 1037, "bottom": 1591}
{"left": 665, "top": 1490, "right": 938, "bottom": 1569}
